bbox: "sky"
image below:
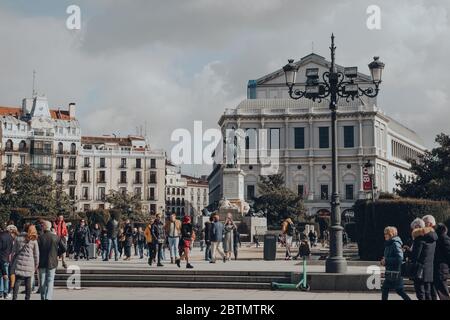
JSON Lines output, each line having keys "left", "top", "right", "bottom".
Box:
{"left": 1, "top": 0, "right": 449, "bottom": 176}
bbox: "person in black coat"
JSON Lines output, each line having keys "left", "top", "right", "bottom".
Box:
{"left": 123, "top": 220, "right": 133, "bottom": 261}
{"left": 409, "top": 218, "right": 438, "bottom": 300}
{"left": 433, "top": 223, "right": 450, "bottom": 300}
{"left": 74, "top": 219, "right": 91, "bottom": 261}
{"left": 203, "top": 216, "right": 213, "bottom": 262}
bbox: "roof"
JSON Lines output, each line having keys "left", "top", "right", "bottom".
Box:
{"left": 81, "top": 136, "right": 135, "bottom": 146}
{"left": 182, "top": 174, "right": 208, "bottom": 186}
{"left": 0, "top": 106, "right": 72, "bottom": 120}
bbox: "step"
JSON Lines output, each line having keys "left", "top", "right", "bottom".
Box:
{"left": 54, "top": 274, "right": 290, "bottom": 283}
{"left": 54, "top": 280, "right": 273, "bottom": 290}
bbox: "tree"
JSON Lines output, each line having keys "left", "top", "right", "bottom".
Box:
{"left": 396, "top": 133, "right": 450, "bottom": 201}
{"left": 0, "top": 165, "right": 72, "bottom": 220}
{"left": 105, "top": 190, "right": 143, "bottom": 220}
{"left": 253, "top": 173, "right": 305, "bottom": 227}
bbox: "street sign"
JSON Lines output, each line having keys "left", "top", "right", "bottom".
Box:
{"left": 362, "top": 167, "right": 373, "bottom": 191}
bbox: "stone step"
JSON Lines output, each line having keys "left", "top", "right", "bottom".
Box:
{"left": 54, "top": 280, "right": 273, "bottom": 290}
{"left": 54, "top": 273, "right": 290, "bottom": 283}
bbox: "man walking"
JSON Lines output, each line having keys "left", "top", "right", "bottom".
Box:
{"left": 210, "top": 214, "right": 225, "bottom": 263}
{"left": 74, "top": 219, "right": 90, "bottom": 261}
{"left": 0, "top": 225, "right": 17, "bottom": 299}
{"left": 53, "top": 215, "right": 68, "bottom": 269}
{"left": 106, "top": 215, "right": 120, "bottom": 261}
{"left": 38, "top": 221, "right": 63, "bottom": 300}
{"left": 203, "top": 216, "right": 213, "bottom": 261}
{"left": 151, "top": 214, "right": 166, "bottom": 267}
{"left": 164, "top": 213, "right": 181, "bottom": 264}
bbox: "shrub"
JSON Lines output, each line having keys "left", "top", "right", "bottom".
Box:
{"left": 354, "top": 198, "right": 450, "bottom": 261}
{"left": 86, "top": 210, "right": 110, "bottom": 227}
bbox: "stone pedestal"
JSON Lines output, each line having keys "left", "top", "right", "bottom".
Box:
{"left": 222, "top": 167, "right": 246, "bottom": 214}
{"left": 241, "top": 216, "right": 267, "bottom": 242}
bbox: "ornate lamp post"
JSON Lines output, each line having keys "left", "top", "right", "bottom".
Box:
{"left": 283, "top": 34, "right": 384, "bottom": 273}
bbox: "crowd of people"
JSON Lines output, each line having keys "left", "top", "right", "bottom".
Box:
{"left": 0, "top": 219, "right": 67, "bottom": 300}
{"left": 381, "top": 214, "right": 450, "bottom": 301}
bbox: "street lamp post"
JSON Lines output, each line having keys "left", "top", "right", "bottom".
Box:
{"left": 283, "top": 34, "right": 384, "bottom": 273}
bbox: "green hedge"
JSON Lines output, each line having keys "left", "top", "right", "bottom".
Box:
{"left": 354, "top": 198, "right": 450, "bottom": 261}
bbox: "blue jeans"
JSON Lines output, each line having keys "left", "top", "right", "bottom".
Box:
{"left": 108, "top": 238, "right": 119, "bottom": 260}
{"left": 39, "top": 268, "right": 56, "bottom": 300}
{"left": 168, "top": 237, "right": 180, "bottom": 259}
{"left": 137, "top": 242, "right": 144, "bottom": 258}
{"left": 205, "top": 241, "right": 212, "bottom": 261}
{"left": 0, "top": 262, "right": 9, "bottom": 296}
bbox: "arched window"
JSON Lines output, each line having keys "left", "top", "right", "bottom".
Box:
{"left": 19, "top": 140, "right": 27, "bottom": 152}
{"left": 181, "top": 199, "right": 185, "bottom": 206}
{"left": 176, "top": 208, "right": 181, "bottom": 215}
{"left": 181, "top": 207, "right": 185, "bottom": 215}
{"left": 70, "top": 143, "right": 76, "bottom": 154}
{"left": 5, "top": 140, "right": 13, "bottom": 151}
{"left": 171, "top": 198, "right": 175, "bottom": 206}
{"left": 58, "top": 142, "right": 64, "bottom": 154}
{"left": 176, "top": 198, "right": 181, "bottom": 206}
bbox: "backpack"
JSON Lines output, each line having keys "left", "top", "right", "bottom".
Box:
{"left": 287, "top": 223, "right": 295, "bottom": 236}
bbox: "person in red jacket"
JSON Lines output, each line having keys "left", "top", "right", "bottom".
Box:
{"left": 53, "top": 215, "right": 68, "bottom": 268}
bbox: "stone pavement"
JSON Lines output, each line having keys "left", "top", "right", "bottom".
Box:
{"left": 21, "top": 287, "right": 413, "bottom": 300}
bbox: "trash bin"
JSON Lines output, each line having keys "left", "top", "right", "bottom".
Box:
{"left": 263, "top": 234, "right": 277, "bottom": 261}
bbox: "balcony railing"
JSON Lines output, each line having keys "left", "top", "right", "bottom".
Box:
{"left": 55, "top": 164, "right": 64, "bottom": 170}
{"left": 97, "top": 178, "right": 106, "bottom": 184}
{"left": 68, "top": 164, "right": 77, "bottom": 170}
{"left": 68, "top": 180, "right": 77, "bottom": 185}
{"left": 119, "top": 164, "right": 127, "bottom": 169}
{"left": 83, "top": 163, "right": 91, "bottom": 168}
{"left": 118, "top": 179, "right": 127, "bottom": 184}
{"left": 134, "top": 179, "right": 143, "bottom": 184}
{"left": 31, "top": 164, "right": 52, "bottom": 170}
{"left": 81, "top": 179, "right": 91, "bottom": 183}
{"left": 31, "top": 148, "right": 53, "bottom": 155}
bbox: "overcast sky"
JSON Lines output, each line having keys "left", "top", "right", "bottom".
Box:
{"left": 1, "top": 0, "right": 449, "bottom": 176}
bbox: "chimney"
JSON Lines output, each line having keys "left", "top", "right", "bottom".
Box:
{"left": 69, "top": 103, "right": 76, "bottom": 119}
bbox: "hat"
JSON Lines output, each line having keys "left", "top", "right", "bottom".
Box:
{"left": 6, "top": 225, "right": 18, "bottom": 233}
{"left": 183, "top": 215, "right": 191, "bottom": 223}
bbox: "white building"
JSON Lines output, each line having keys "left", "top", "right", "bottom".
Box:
{"left": 0, "top": 95, "right": 166, "bottom": 215}
{"left": 208, "top": 53, "right": 426, "bottom": 217}
{"left": 165, "top": 161, "right": 209, "bottom": 223}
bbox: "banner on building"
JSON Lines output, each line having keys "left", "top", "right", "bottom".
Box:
{"left": 362, "top": 167, "right": 373, "bottom": 191}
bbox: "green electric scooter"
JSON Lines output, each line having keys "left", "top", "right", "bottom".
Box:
{"left": 271, "top": 256, "right": 310, "bottom": 291}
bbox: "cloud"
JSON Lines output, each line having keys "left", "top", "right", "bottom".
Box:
{"left": 0, "top": 0, "right": 449, "bottom": 176}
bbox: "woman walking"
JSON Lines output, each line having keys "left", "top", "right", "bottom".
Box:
{"left": 223, "top": 216, "right": 236, "bottom": 261}
{"left": 123, "top": 220, "right": 133, "bottom": 261}
{"left": 176, "top": 216, "right": 194, "bottom": 269}
{"left": 380, "top": 226, "right": 411, "bottom": 300}
{"left": 11, "top": 224, "right": 39, "bottom": 300}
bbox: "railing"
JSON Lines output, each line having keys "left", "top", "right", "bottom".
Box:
{"left": 68, "top": 165, "right": 77, "bottom": 170}
{"left": 68, "top": 180, "right": 77, "bottom": 185}
{"left": 97, "top": 178, "right": 106, "bottom": 184}
{"left": 148, "top": 179, "right": 157, "bottom": 184}
{"left": 55, "top": 164, "right": 64, "bottom": 170}
{"left": 31, "top": 164, "right": 52, "bottom": 170}
{"left": 83, "top": 163, "right": 91, "bottom": 168}
{"left": 134, "top": 179, "right": 143, "bottom": 184}
{"left": 31, "top": 148, "right": 53, "bottom": 155}
{"left": 118, "top": 179, "right": 127, "bottom": 184}
{"left": 119, "top": 164, "right": 127, "bottom": 169}
{"left": 81, "top": 179, "right": 91, "bottom": 183}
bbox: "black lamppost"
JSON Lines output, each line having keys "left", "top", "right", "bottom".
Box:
{"left": 283, "top": 34, "right": 384, "bottom": 273}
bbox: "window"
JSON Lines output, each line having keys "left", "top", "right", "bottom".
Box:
{"left": 5, "top": 140, "right": 13, "bottom": 151}
{"left": 69, "top": 171, "right": 76, "bottom": 182}
{"left": 344, "top": 126, "right": 355, "bottom": 148}
{"left": 98, "top": 187, "right": 106, "bottom": 201}
{"left": 135, "top": 171, "right": 142, "bottom": 184}
{"left": 58, "top": 142, "right": 64, "bottom": 154}
{"left": 120, "top": 187, "right": 127, "bottom": 195}
{"left": 245, "top": 129, "right": 257, "bottom": 150}
{"left": 69, "top": 157, "right": 76, "bottom": 169}
{"left": 345, "top": 184, "right": 354, "bottom": 200}
{"left": 120, "top": 171, "right": 127, "bottom": 184}
{"left": 149, "top": 187, "right": 155, "bottom": 200}
{"left": 100, "top": 158, "right": 106, "bottom": 168}
{"left": 120, "top": 158, "right": 127, "bottom": 168}
{"left": 246, "top": 185, "right": 255, "bottom": 200}
{"left": 82, "top": 170, "right": 90, "bottom": 183}
{"left": 69, "top": 187, "right": 76, "bottom": 200}
{"left": 20, "top": 155, "right": 26, "bottom": 165}
{"left": 181, "top": 189, "right": 185, "bottom": 196}
{"left": 83, "top": 204, "right": 90, "bottom": 211}
{"left": 320, "top": 184, "right": 329, "bottom": 200}
{"left": 135, "top": 187, "right": 142, "bottom": 199}
{"left": 56, "top": 157, "right": 64, "bottom": 169}
{"left": 298, "top": 185, "right": 304, "bottom": 198}
{"left": 98, "top": 171, "right": 106, "bottom": 183}
{"left": 149, "top": 171, "right": 157, "bottom": 184}
{"left": 177, "top": 188, "right": 180, "bottom": 195}
{"left": 84, "top": 157, "right": 90, "bottom": 167}
{"left": 150, "top": 204, "right": 156, "bottom": 215}
{"left": 319, "top": 127, "right": 329, "bottom": 148}
{"left": 56, "top": 172, "right": 63, "bottom": 183}
{"left": 19, "top": 141, "right": 27, "bottom": 152}
{"left": 136, "top": 158, "right": 142, "bottom": 169}
{"left": 294, "top": 127, "right": 305, "bottom": 149}
{"left": 70, "top": 143, "right": 76, "bottom": 154}
{"left": 150, "top": 159, "right": 156, "bottom": 169}
{"left": 6, "top": 155, "right": 12, "bottom": 166}
{"left": 172, "top": 188, "right": 175, "bottom": 195}
{"left": 269, "top": 128, "right": 280, "bottom": 149}
{"left": 82, "top": 187, "right": 89, "bottom": 200}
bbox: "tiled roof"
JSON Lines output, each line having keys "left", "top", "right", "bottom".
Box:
{"left": 0, "top": 106, "right": 72, "bottom": 120}
{"left": 81, "top": 136, "right": 133, "bottom": 146}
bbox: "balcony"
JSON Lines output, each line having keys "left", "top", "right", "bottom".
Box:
{"left": 31, "top": 164, "right": 52, "bottom": 171}
{"left": 55, "top": 164, "right": 64, "bottom": 170}
{"left": 81, "top": 179, "right": 91, "bottom": 184}
{"left": 31, "top": 148, "right": 53, "bottom": 155}
{"left": 81, "top": 197, "right": 91, "bottom": 201}
{"left": 148, "top": 196, "right": 156, "bottom": 201}
{"left": 134, "top": 179, "right": 143, "bottom": 185}
{"left": 118, "top": 179, "right": 127, "bottom": 184}
{"left": 68, "top": 164, "right": 77, "bottom": 170}
{"left": 56, "top": 179, "right": 64, "bottom": 185}
{"left": 68, "top": 180, "right": 77, "bottom": 185}
{"left": 119, "top": 164, "right": 127, "bottom": 169}
{"left": 149, "top": 178, "right": 157, "bottom": 184}
{"left": 97, "top": 178, "right": 106, "bottom": 184}
{"left": 97, "top": 196, "right": 106, "bottom": 202}
{"left": 83, "top": 163, "right": 91, "bottom": 168}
